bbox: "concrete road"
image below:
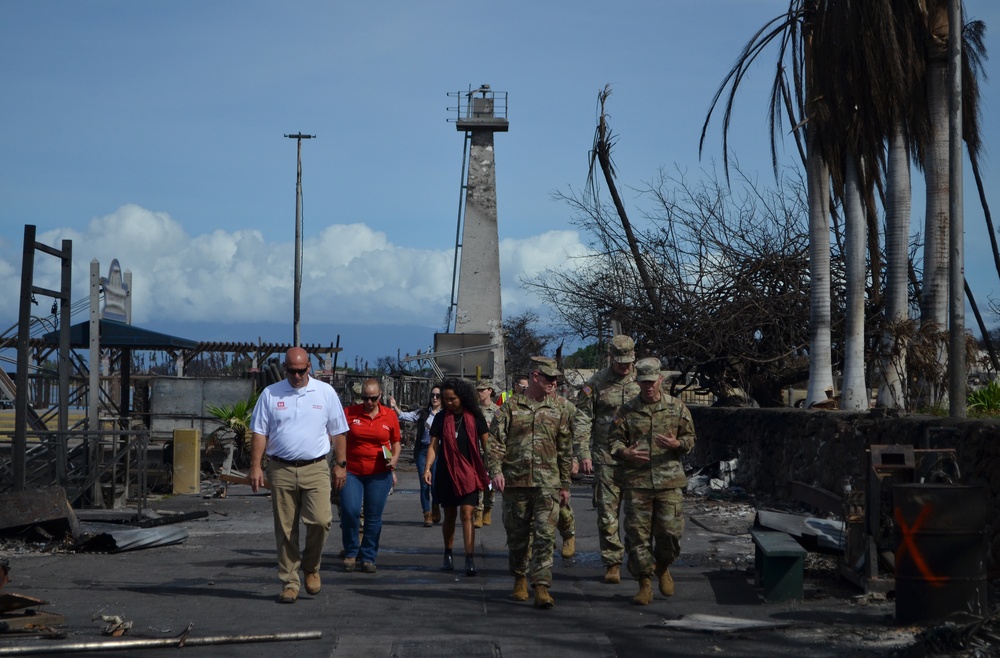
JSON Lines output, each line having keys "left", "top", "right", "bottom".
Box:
{"left": 0, "top": 466, "right": 916, "bottom": 657}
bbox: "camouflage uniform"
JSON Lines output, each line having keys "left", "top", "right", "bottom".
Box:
{"left": 476, "top": 397, "right": 500, "bottom": 517}
{"left": 608, "top": 370, "right": 696, "bottom": 580}
{"left": 556, "top": 401, "right": 592, "bottom": 541}
{"left": 575, "top": 337, "right": 639, "bottom": 568}
{"left": 488, "top": 388, "right": 574, "bottom": 588}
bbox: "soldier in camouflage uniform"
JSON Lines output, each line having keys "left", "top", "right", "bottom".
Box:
{"left": 488, "top": 356, "right": 574, "bottom": 609}
{"left": 474, "top": 379, "right": 499, "bottom": 527}
{"left": 575, "top": 335, "right": 639, "bottom": 584}
{"left": 608, "top": 357, "right": 696, "bottom": 605}
{"left": 555, "top": 394, "right": 593, "bottom": 558}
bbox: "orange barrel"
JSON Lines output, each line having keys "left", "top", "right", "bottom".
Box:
{"left": 893, "top": 484, "right": 988, "bottom": 625}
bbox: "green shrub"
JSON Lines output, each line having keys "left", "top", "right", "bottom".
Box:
{"left": 967, "top": 381, "right": 1000, "bottom": 414}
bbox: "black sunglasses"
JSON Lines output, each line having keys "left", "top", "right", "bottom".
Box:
{"left": 361, "top": 395, "right": 380, "bottom": 402}
{"left": 430, "top": 393, "right": 442, "bottom": 398}
{"left": 538, "top": 373, "right": 558, "bottom": 383}
{"left": 285, "top": 366, "right": 308, "bottom": 375}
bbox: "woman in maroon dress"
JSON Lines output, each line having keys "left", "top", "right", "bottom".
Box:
{"left": 422, "top": 378, "right": 490, "bottom": 576}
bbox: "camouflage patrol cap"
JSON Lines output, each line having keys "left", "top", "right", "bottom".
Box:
{"left": 610, "top": 335, "right": 636, "bottom": 363}
{"left": 529, "top": 356, "right": 561, "bottom": 377}
{"left": 634, "top": 357, "right": 662, "bottom": 382}
{"left": 475, "top": 379, "right": 495, "bottom": 391}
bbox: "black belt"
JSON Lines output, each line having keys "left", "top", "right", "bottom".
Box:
{"left": 269, "top": 454, "right": 328, "bottom": 467}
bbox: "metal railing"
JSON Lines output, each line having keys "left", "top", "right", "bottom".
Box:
{"left": 0, "top": 429, "right": 150, "bottom": 514}
{"left": 447, "top": 86, "right": 508, "bottom": 123}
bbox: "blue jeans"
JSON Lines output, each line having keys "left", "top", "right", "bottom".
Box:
{"left": 415, "top": 446, "right": 437, "bottom": 513}
{"left": 340, "top": 470, "right": 393, "bottom": 564}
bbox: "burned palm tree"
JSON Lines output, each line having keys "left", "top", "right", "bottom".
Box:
{"left": 701, "top": 0, "right": 836, "bottom": 407}
{"left": 703, "top": 0, "right": 990, "bottom": 410}
{"left": 588, "top": 85, "right": 662, "bottom": 323}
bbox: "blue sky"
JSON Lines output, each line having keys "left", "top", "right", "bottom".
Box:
{"left": 2, "top": 1, "right": 1000, "bottom": 366}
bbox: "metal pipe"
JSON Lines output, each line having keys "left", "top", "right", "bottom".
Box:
{"left": 0, "top": 630, "right": 323, "bottom": 655}
{"left": 448, "top": 131, "right": 471, "bottom": 333}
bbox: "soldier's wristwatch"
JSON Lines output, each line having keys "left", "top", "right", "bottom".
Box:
{"left": 336, "top": 460, "right": 347, "bottom": 468}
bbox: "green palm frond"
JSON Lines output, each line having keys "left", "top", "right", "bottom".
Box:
{"left": 206, "top": 391, "right": 261, "bottom": 441}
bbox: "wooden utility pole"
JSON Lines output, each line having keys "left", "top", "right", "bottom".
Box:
{"left": 285, "top": 133, "right": 315, "bottom": 347}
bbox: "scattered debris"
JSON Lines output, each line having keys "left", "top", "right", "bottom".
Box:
{"left": 687, "top": 459, "right": 739, "bottom": 495}
{"left": 0, "top": 592, "right": 46, "bottom": 615}
{"left": 74, "top": 509, "right": 208, "bottom": 529}
{"left": 0, "top": 628, "right": 323, "bottom": 653}
{"left": 94, "top": 614, "right": 132, "bottom": 637}
{"left": 217, "top": 472, "right": 271, "bottom": 498}
{"left": 72, "top": 523, "right": 189, "bottom": 553}
{"left": 0, "top": 489, "right": 199, "bottom": 555}
{"left": 0, "top": 592, "right": 64, "bottom": 636}
{"left": 854, "top": 591, "right": 889, "bottom": 605}
{"left": 0, "top": 486, "right": 80, "bottom": 541}
{"left": 688, "top": 512, "right": 752, "bottom": 536}
{"left": 133, "top": 511, "right": 208, "bottom": 528}
{"left": 0, "top": 608, "right": 65, "bottom": 635}
{"left": 891, "top": 611, "right": 1000, "bottom": 657}
{"left": 789, "top": 480, "right": 842, "bottom": 517}
{"left": 755, "top": 509, "right": 844, "bottom": 552}
{"left": 652, "top": 613, "right": 792, "bottom": 633}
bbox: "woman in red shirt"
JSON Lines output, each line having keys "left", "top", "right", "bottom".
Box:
{"left": 423, "top": 378, "right": 490, "bottom": 576}
{"left": 338, "top": 378, "right": 401, "bottom": 573}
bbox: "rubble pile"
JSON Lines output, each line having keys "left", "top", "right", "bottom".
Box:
{"left": 892, "top": 611, "right": 1000, "bottom": 658}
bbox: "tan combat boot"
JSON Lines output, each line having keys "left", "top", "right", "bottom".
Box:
{"left": 423, "top": 511, "right": 433, "bottom": 527}
{"left": 603, "top": 564, "right": 621, "bottom": 584}
{"left": 631, "top": 577, "right": 653, "bottom": 605}
{"left": 655, "top": 563, "right": 674, "bottom": 596}
{"left": 561, "top": 536, "right": 576, "bottom": 559}
{"left": 534, "top": 584, "right": 555, "bottom": 609}
{"left": 512, "top": 575, "right": 529, "bottom": 601}
{"left": 473, "top": 510, "right": 483, "bottom": 528}
{"left": 482, "top": 509, "right": 492, "bottom": 526}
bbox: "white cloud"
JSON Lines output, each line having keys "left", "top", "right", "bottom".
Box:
{"left": 499, "top": 230, "right": 595, "bottom": 315}
{"left": 2, "top": 205, "right": 593, "bottom": 331}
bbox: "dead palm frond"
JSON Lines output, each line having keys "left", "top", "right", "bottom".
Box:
{"left": 588, "top": 84, "right": 662, "bottom": 319}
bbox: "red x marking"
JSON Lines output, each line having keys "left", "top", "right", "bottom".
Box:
{"left": 895, "top": 504, "right": 948, "bottom": 586}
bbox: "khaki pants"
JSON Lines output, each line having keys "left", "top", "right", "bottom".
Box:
{"left": 268, "top": 459, "right": 333, "bottom": 591}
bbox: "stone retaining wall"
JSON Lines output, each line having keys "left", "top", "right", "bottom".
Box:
{"left": 687, "top": 407, "right": 1000, "bottom": 566}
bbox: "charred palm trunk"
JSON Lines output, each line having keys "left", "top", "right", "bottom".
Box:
{"left": 877, "top": 125, "right": 911, "bottom": 409}
{"left": 593, "top": 87, "right": 662, "bottom": 322}
{"left": 841, "top": 153, "right": 869, "bottom": 410}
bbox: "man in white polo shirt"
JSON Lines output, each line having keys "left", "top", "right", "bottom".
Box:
{"left": 249, "top": 347, "right": 349, "bottom": 603}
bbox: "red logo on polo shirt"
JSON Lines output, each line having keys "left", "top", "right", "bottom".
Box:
{"left": 277, "top": 401, "right": 286, "bottom": 409}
